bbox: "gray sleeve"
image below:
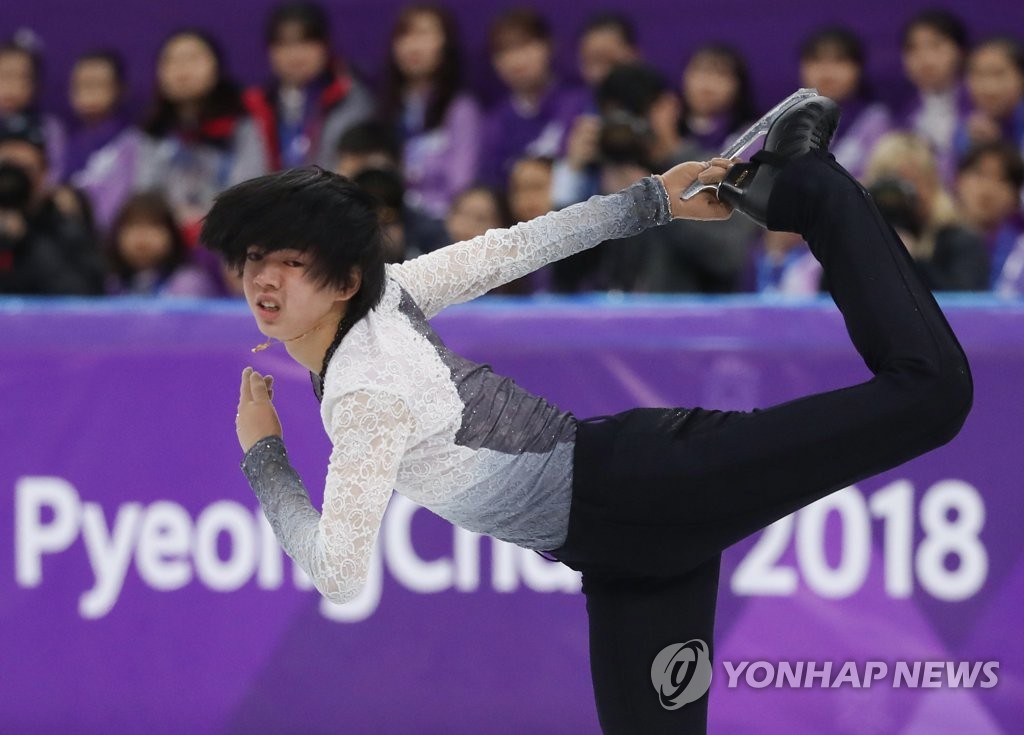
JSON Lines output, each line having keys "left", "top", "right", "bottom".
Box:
{"left": 241, "top": 436, "right": 321, "bottom": 550}
{"left": 389, "top": 176, "right": 673, "bottom": 318}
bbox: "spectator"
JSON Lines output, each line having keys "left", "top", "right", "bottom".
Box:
{"left": 65, "top": 51, "right": 128, "bottom": 180}
{"left": 799, "top": 26, "right": 893, "bottom": 179}
{"left": 956, "top": 36, "right": 1024, "bottom": 158}
{"left": 865, "top": 132, "right": 989, "bottom": 291}
{"left": 556, "top": 62, "right": 755, "bottom": 293}
{"left": 508, "top": 155, "right": 553, "bottom": 224}
{"left": 334, "top": 120, "right": 401, "bottom": 177}
{"left": 553, "top": 62, "right": 685, "bottom": 208}
{"left": 481, "top": 8, "right": 588, "bottom": 187}
{"left": 106, "top": 192, "right": 221, "bottom": 296}
{"left": 380, "top": 3, "right": 482, "bottom": 219}
{"left": 678, "top": 43, "right": 758, "bottom": 157}
{"left": 444, "top": 184, "right": 511, "bottom": 243}
{"left": 0, "top": 114, "right": 103, "bottom": 295}
{"left": 576, "top": 12, "right": 640, "bottom": 89}
{"left": 137, "top": 29, "right": 269, "bottom": 243}
{"left": 0, "top": 35, "right": 66, "bottom": 182}
{"left": 244, "top": 1, "right": 374, "bottom": 171}
{"left": 955, "top": 141, "right": 1024, "bottom": 291}
{"left": 353, "top": 166, "right": 448, "bottom": 261}
{"left": 502, "top": 155, "right": 554, "bottom": 293}
{"left": 898, "top": 9, "right": 971, "bottom": 185}
{"left": 750, "top": 232, "right": 821, "bottom": 295}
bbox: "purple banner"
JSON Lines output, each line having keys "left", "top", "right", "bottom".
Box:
{"left": 1, "top": 295, "right": 1022, "bottom": 734}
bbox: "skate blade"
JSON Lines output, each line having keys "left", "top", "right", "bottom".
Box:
{"left": 679, "top": 87, "right": 819, "bottom": 200}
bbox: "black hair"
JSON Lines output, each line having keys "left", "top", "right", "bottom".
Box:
{"left": 107, "top": 192, "right": 188, "bottom": 281}
{"left": 265, "top": 1, "right": 331, "bottom": 45}
{"left": 488, "top": 7, "right": 551, "bottom": 54}
{"left": 202, "top": 166, "right": 386, "bottom": 313}
{"left": 579, "top": 12, "right": 637, "bottom": 47}
{"left": 143, "top": 29, "right": 246, "bottom": 140}
{"left": 335, "top": 120, "right": 401, "bottom": 160}
{"left": 680, "top": 43, "right": 758, "bottom": 135}
{"left": 380, "top": 4, "right": 463, "bottom": 132}
{"left": 901, "top": 9, "right": 969, "bottom": 51}
{"left": 202, "top": 167, "right": 387, "bottom": 399}
{"left": 972, "top": 35, "right": 1024, "bottom": 78}
{"left": 957, "top": 141, "right": 1024, "bottom": 192}
{"left": 73, "top": 49, "right": 126, "bottom": 86}
{"left": 799, "top": 26, "right": 866, "bottom": 67}
{"left": 595, "top": 61, "right": 669, "bottom": 117}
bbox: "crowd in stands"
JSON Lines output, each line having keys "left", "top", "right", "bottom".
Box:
{"left": 0, "top": 3, "right": 1022, "bottom": 299}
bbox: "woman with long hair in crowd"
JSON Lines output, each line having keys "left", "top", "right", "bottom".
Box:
{"left": 379, "top": 3, "right": 482, "bottom": 219}
{"left": 898, "top": 9, "right": 971, "bottom": 185}
{"left": 678, "top": 43, "right": 758, "bottom": 158}
{"left": 136, "top": 29, "right": 268, "bottom": 243}
{"left": 799, "top": 26, "right": 893, "bottom": 179}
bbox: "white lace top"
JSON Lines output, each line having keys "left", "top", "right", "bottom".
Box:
{"left": 241, "top": 177, "right": 672, "bottom": 603}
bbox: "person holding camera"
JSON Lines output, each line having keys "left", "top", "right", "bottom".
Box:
{"left": 551, "top": 62, "right": 758, "bottom": 293}
{"left": 0, "top": 114, "right": 104, "bottom": 295}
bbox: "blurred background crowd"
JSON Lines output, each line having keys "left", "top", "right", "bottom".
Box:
{"left": 0, "top": 3, "right": 1022, "bottom": 299}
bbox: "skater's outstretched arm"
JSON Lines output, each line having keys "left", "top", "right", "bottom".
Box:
{"left": 390, "top": 161, "right": 732, "bottom": 318}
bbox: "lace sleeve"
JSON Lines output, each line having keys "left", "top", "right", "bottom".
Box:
{"left": 389, "top": 176, "right": 672, "bottom": 318}
{"left": 241, "top": 390, "right": 414, "bottom": 604}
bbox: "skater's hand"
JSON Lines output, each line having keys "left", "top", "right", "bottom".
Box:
{"left": 236, "top": 366, "right": 282, "bottom": 453}
{"left": 658, "top": 158, "right": 736, "bottom": 221}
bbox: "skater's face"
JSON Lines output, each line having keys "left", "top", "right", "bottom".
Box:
{"left": 242, "top": 246, "right": 353, "bottom": 340}
{"left": 902, "top": 26, "right": 962, "bottom": 94}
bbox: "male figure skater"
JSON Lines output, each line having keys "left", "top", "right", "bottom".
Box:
{"left": 202, "top": 95, "right": 972, "bottom": 733}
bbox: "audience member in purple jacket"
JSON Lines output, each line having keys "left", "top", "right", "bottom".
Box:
{"left": 379, "top": 4, "right": 482, "bottom": 219}
{"left": 898, "top": 10, "right": 972, "bottom": 186}
{"left": 678, "top": 44, "right": 758, "bottom": 158}
{"left": 799, "top": 27, "right": 893, "bottom": 180}
{"left": 955, "top": 141, "right": 1024, "bottom": 291}
{"left": 0, "top": 38, "right": 66, "bottom": 184}
{"left": 481, "top": 8, "right": 588, "bottom": 188}
{"left": 955, "top": 36, "right": 1024, "bottom": 160}
{"left": 64, "top": 52, "right": 129, "bottom": 179}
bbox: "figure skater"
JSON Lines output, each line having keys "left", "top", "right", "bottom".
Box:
{"left": 201, "top": 95, "right": 972, "bottom": 734}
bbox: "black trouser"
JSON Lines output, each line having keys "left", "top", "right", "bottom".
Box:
{"left": 546, "top": 151, "right": 973, "bottom": 734}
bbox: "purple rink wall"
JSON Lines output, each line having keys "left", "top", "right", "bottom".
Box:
{"left": 1, "top": 295, "right": 1022, "bottom": 734}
